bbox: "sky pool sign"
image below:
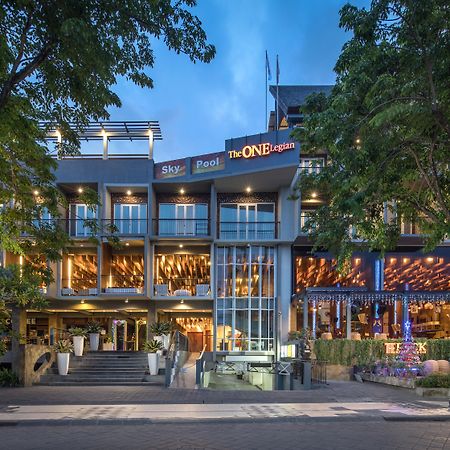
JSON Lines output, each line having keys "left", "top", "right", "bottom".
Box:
{"left": 228, "top": 141, "right": 295, "bottom": 160}
{"left": 155, "top": 158, "right": 186, "bottom": 179}
{"left": 191, "top": 152, "right": 225, "bottom": 174}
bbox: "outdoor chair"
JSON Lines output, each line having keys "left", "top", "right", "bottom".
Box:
{"left": 154, "top": 284, "right": 169, "bottom": 296}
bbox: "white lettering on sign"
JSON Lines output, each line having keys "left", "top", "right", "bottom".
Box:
{"left": 196, "top": 156, "right": 220, "bottom": 169}
{"left": 161, "top": 165, "right": 181, "bottom": 175}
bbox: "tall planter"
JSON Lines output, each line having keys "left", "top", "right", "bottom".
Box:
{"left": 89, "top": 333, "right": 100, "bottom": 351}
{"left": 73, "top": 336, "right": 85, "bottom": 356}
{"left": 57, "top": 353, "right": 70, "bottom": 376}
{"left": 148, "top": 353, "right": 159, "bottom": 375}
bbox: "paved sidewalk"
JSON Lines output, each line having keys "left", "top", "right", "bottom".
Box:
{"left": 1, "top": 381, "right": 444, "bottom": 406}
{"left": 0, "top": 401, "right": 449, "bottom": 424}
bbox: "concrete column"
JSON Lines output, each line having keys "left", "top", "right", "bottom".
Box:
{"left": 148, "top": 130, "right": 154, "bottom": 160}
{"left": 11, "top": 306, "right": 27, "bottom": 377}
{"left": 147, "top": 303, "right": 156, "bottom": 340}
{"left": 102, "top": 133, "right": 108, "bottom": 159}
{"left": 302, "top": 298, "right": 308, "bottom": 330}
{"left": 346, "top": 298, "right": 352, "bottom": 339}
{"left": 277, "top": 245, "right": 291, "bottom": 344}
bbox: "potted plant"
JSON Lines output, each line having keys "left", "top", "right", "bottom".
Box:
{"left": 142, "top": 339, "right": 163, "bottom": 375}
{"left": 150, "top": 321, "right": 172, "bottom": 349}
{"left": 86, "top": 321, "right": 103, "bottom": 351}
{"left": 103, "top": 334, "right": 114, "bottom": 351}
{"left": 69, "top": 327, "right": 86, "bottom": 356}
{"left": 54, "top": 340, "right": 73, "bottom": 376}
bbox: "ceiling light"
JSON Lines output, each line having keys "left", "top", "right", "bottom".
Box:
{"left": 246, "top": 187, "right": 251, "bottom": 193}
{"left": 33, "top": 190, "right": 39, "bottom": 196}
{"left": 179, "top": 188, "right": 185, "bottom": 195}
{"left": 80, "top": 244, "right": 84, "bottom": 247}
{"left": 77, "top": 187, "right": 83, "bottom": 194}
{"left": 179, "top": 244, "right": 183, "bottom": 248}
{"left": 311, "top": 192, "right": 317, "bottom": 198}
{"left": 125, "top": 242, "right": 130, "bottom": 246}
{"left": 125, "top": 298, "right": 129, "bottom": 304}
{"left": 180, "top": 299, "right": 184, "bottom": 304}
{"left": 81, "top": 299, "right": 85, "bottom": 304}
{"left": 126, "top": 190, "right": 132, "bottom": 196}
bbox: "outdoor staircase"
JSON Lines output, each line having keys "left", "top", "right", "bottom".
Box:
{"left": 39, "top": 351, "right": 166, "bottom": 386}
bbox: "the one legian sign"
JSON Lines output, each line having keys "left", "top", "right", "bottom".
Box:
{"left": 384, "top": 342, "right": 427, "bottom": 355}
{"left": 155, "top": 158, "right": 186, "bottom": 179}
{"left": 191, "top": 152, "right": 225, "bottom": 174}
{"left": 228, "top": 141, "right": 295, "bottom": 160}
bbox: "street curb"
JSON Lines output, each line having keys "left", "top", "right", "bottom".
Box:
{"left": 0, "top": 414, "right": 449, "bottom": 426}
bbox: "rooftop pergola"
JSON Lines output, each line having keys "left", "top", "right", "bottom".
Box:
{"left": 41, "top": 121, "right": 162, "bottom": 159}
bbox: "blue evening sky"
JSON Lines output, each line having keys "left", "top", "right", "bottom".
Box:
{"left": 106, "top": 0, "right": 370, "bottom": 162}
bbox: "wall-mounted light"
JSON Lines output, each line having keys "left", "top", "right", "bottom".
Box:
{"left": 125, "top": 242, "right": 130, "bottom": 247}
{"left": 125, "top": 298, "right": 129, "bottom": 304}
{"left": 180, "top": 299, "right": 184, "bottom": 304}
{"left": 81, "top": 299, "right": 85, "bottom": 304}
{"left": 179, "top": 244, "right": 184, "bottom": 249}
{"left": 311, "top": 192, "right": 317, "bottom": 199}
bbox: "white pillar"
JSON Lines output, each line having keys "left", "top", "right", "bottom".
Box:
{"left": 148, "top": 129, "right": 154, "bottom": 160}
{"left": 303, "top": 298, "right": 308, "bottom": 330}
{"left": 102, "top": 133, "right": 108, "bottom": 159}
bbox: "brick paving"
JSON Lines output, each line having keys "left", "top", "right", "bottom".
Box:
{"left": 2, "top": 419, "right": 450, "bottom": 449}
{"left": 0, "top": 381, "right": 438, "bottom": 406}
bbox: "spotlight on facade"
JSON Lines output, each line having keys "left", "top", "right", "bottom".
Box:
{"left": 81, "top": 299, "right": 85, "bottom": 304}
{"left": 180, "top": 299, "right": 184, "bottom": 304}
{"left": 125, "top": 242, "right": 130, "bottom": 246}
{"left": 179, "top": 244, "right": 183, "bottom": 248}
{"left": 125, "top": 298, "right": 129, "bottom": 304}
{"left": 311, "top": 192, "right": 317, "bottom": 198}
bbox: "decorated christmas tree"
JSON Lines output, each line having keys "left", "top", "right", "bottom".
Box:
{"left": 396, "top": 321, "right": 421, "bottom": 369}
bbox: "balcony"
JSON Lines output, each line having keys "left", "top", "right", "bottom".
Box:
{"left": 153, "top": 278, "right": 210, "bottom": 297}
{"left": 219, "top": 222, "right": 278, "bottom": 240}
{"left": 101, "top": 275, "right": 144, "bottom": 294}
{"left": 152, "top": 218, "right": 210, "bottom": 237}
{"left": 61, "top": 250, "right": 98, "bottom": 296}
{"left": 154, "top": 249, "right": 210, "bottom": 297}
{"left": 61, "top": 278, "right": 98, "bottom": 296}
{"left": 102, "top": 219, "right": 148, "bottom": 235}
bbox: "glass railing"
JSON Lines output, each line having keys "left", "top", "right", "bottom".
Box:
{"left": 153, "top": 219, "right": 210, "bottom": 237}
{"left": 153, "top": 279, "right": 210, "bottom": 297}
{"left": 219, "top": 222, "right": 277, "bottom": 240}
{"left": 105, "top": 218, "right": 148, "bottom": 235}
{"left": 61, "top": 278, "right": 98, "bottom": 296}
{"left": 101, "top": 275, "right": 145, "bottom": 294}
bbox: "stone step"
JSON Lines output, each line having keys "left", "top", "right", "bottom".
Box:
{"left": 38, "top": 381, "right": 164, "bottom": 386}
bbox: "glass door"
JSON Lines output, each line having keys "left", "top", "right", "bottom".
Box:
{"left": 238, "top": 204, "right": 256, "bottom": 240}
{"left": 70, "top": 204, "right": 96, "bottom": 237}
{"left": 176, "top": 204, "right": 195, "bottom": 236}
{"left": 115, "top": 204, "right": 147, "bottom": 234}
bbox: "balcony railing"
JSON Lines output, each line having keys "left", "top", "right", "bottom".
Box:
{"left": 153, "top": 279, "right": 210, "bottom": 297}
{"left": 23, "top": 218, "right": 98, "bottom": 238}
{"left": 219, "top": 222, "right": 278, "bottom": 240}
{"left": 101, "top": 275, "right": 144, "bottom": 294}
{"left": 103, "top": 219, "right": 148, "bottom": 235}
{"left": 61, "top": 278, "right": 98, "bottom": 296}
{"left": 152, "top": 219, "right": 210, "bottom": 237}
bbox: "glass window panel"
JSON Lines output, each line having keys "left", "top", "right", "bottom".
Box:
{"left": 196, "top": 204, "right": 208, "bottom": 219}
{"left": 159, "top": 204, "right": 175, "bottom": 219}
{"left": 220, "top": 204, "right": 237, "bottom": 221}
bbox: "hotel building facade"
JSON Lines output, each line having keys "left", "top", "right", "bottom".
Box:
{"left": 3, "top": 86, "right": 449, "bottom": 365}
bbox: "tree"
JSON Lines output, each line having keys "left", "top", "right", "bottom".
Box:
{"left": 0, "top": 1, "right": 215, "bottom": 361}
{"left": 0, "top": 0, "right": 215, "bottom": 258}
{"left": 292, "top": 0, "right": 449, "bottom": 268}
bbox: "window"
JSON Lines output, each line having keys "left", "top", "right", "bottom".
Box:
{"left": 219, "top": 203, "right": 275, "bottom": 239}
{"left": 69, "top": 204, "right": 97, "bottom": 237}
{"left": 216, "top": 246, "right": 276, "bottom": 352}
{"left": 113, "top": 203, "right": 147, "bottom": 234}
{"left": 300, "top": 158, "right": 324, "bottom": 174}
{"left": 158, "top": 203, "right": 208, "bottom": 236}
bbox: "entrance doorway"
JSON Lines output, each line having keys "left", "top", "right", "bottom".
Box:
{"left": 188, "top": 332, "right": 204, "bottom": 352}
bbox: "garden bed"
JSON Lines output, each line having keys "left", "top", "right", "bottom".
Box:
{"left": 360, "top": 372, "right": 416, "bottom": 389}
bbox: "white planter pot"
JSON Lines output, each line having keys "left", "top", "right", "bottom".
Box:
{"left": 148, "top": 353, "right": 159, "bottom": 375}
{"left": 73, "top": 336, "right": 85, "bottom": 356}
{"left": 103, "top": 342, "right": 114, "bottom": 351}
{"left": 57, "top": 353, "right": 70, "bottom": 376}
{"left": 89, "top": 333, "right": 100, "bottom": 351}
{"left": 163, "top": 334, "right": 170, "bottom": 349}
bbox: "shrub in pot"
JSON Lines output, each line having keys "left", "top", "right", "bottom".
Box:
{"left": 150, "top": 321, "right": 172, "bottom": 349}
{"left": 69, "top": 327, "right": 86, "bottom": 356}
{"left": 103, "top": 334, "right": 114, "bottom": 351}
{"left": 86, "top": 321, "right": 103, "bottom": 351}
{"left": 142, "top": 339, "right": 163, "bottom": 375}
{"left": 54, "top": 340, "right": 73, "bottom": 376}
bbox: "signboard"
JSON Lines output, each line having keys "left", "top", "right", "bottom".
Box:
{"left": 155, "top": 158, "right": 186, "bottom": 179}
{"left": 191, "top": 152, "right": 225, "bottom": 175}
{"left": 384, "top": 342, "right": 427, "bottom": 355}
{"left": 228, "top": 141, "right": 295, "bottom": 160}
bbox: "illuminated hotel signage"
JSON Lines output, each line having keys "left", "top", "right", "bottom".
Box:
{"left": 155, "top": 158, "right": 186, "bottom": 179}
{"left": 228, "top": 141, "right": 295, "bottom": 160}
{"left": 384, "top": 342, "right": 427, "bottom": 355}
{"left": 191, "top": 152, "right": 225, "bottom": 174}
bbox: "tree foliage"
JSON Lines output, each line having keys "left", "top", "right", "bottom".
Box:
{"left": 292, "top": 0, "right": 450, "bottom": 267}
{"left": 0, "top": 0, "right": 214, "bottom": 261}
